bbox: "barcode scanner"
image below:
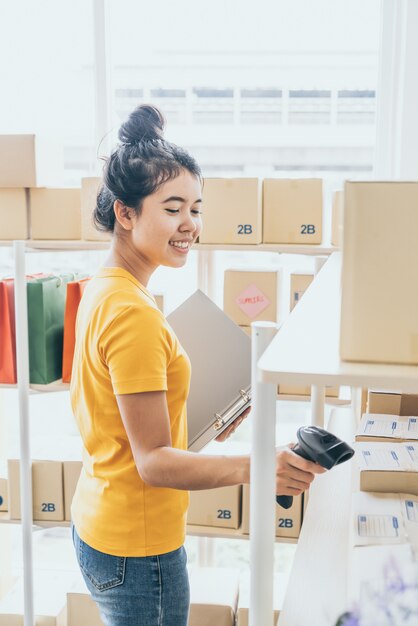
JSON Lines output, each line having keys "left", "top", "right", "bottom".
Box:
{"left": 276, "top": 425, "right": 355, "bottom": 509}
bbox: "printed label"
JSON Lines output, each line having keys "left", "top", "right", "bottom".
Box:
{"left": 236, "top": 284, "right": 271, "bottom": 319}
{"left": 358, "top": 514, "right": 399, "bottom": 538}
{"left": 405, "top": 500, "right": 418, "bottom": 522}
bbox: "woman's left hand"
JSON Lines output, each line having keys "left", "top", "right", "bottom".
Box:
{"left": 214, "top": 406, "right": 251, "bottom": 442}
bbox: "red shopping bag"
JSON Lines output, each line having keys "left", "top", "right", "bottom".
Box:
{"left": 0, "top": 279, "right": 16, "bottom": 383}
{"left": 62, "top": 278, "right": 90, "bottom": 383}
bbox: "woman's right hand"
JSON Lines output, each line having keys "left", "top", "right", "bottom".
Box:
{"left": 275, "top": 444, "right": 327, "bottom": 496}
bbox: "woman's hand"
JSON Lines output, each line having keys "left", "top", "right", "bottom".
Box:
{"left": 215, "top": 406, "right": 251, "bottom": 442}
{"left": 275, "top": 444, "right": 327, "bottom": 495}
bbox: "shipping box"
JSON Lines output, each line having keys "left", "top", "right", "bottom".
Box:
{"left": 199, "top": 178, "right": 262, "bottom": 244}
{"left": 340, "top": 181, "right": 418, "bottom": 364}
{"left": 223, "top": 269, "right": 281, "bottom": 325}
{"left": 289, "top": 272, "right": 314, "bottom": 312}
{"left": 189, "top": 567, "right": 239, "bottom": 626}
{"left": 356, "top": 442, "right": 418, "bottom": 495}
{"left": 63, "top": 461, "right": 82, "bottom": 522}
{"left": 263, "top": 178, "right": 322, "bottom": 244}
{"left": 356, "top": 413, "right": 418, "bottom": 443}
{"left": 187, "top": 485, "right": 241, "bottom": 529}
{"left": 241, "top": 484, "right": 302, "bottom": 538}
{"left": 0, "top": 189, "right": 28, "bottom": 240}
{"left": 0, "top": 135, "right": 61, "bottom": 188}
{"left": 30, "top": 188, "right": 81, "bottom": 240}
{"left": 368, "top": 391, "right": 418, "bottom": 416}
{"left": 8, "top": 459, "right": 64, "bottom": 521}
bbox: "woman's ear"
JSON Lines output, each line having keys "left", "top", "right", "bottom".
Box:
{"left": 113, "top": 199, "right": 137, "bottom": 231}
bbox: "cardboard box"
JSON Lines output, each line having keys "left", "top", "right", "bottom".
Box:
{"left": 340, "top": 181, "right": 418, "bottom": 365}
{"left": 189, "top": 567, "right": 239, "bottom": 626}
{"left": 67, "top": 592, "right": 103, "bottom": 626}
{"left": 30, "top": 188, "right": 81, "bottom": 240}
{"left": 241, "top": 484, "right": 302, "bottom": 538}
{"left": 278, "top": 384, "right": 339, "bottom": 398}
{"left": 80, "top": 177, "right": 111, "bottom": 242}
{"left": 263, "top": 178, "right": 322, "bottom": 244}
{"left": 350, "top": 491, "right": 418, "bottom": 547}
{"left": 0, "top": 189, "right": 28, "bottom": 240}
{"left": 368, "top": 391, "right": 418, "bottom": 416}
{"left": 8, "top": 460, "right": 64, "bottom": 521}
{"left": 0, "top": 477, "right": 8, "bottom": 512}
{"left": 356, "top": 442, "right": 418, "bottom": 495}
{"left": 290, "top": 272, "right": 314, "bottom": 311}
{"left": 63, "top": 461, "right": 82, "bottom": 522}
{"left": 223, "top": 269, "right": 281, "bottom": 325}
{"left": 331, "top": 190, "right": 343, "bottom": 247}
{"left": 0, "top": 135, "right": 61, "bottom": 188}
{"left": 153, "top": 293, "right": 164, "bottom": 313}
{"left": 236, "top": 571, "right": 286, "bottom": 626}
{"left": 199, "top": 178, "right": 262, "bottom": 244}
{"left": 187, "top": 485, "right": 241, "bottom": 529}
{"left": 356, "top": 413, "right": 418, "bottom": 443}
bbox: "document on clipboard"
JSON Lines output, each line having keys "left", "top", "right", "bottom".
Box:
{"left": 167, "top": 290, "right": 251, "bottom": 452}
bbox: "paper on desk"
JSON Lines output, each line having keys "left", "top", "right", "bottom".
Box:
{"left": 355, "top": 442, "right": 418, "bottom": 471}
{"left": 356, "top": 413, "right": 418, "bottom": 442}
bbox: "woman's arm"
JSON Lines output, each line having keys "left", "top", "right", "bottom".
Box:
{"left": 116, "top": 390, "right": 325, "bottom": 493}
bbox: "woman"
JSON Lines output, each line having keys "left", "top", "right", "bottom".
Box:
{"left": 70, "top": 104, "right": 325, "bottom": 626}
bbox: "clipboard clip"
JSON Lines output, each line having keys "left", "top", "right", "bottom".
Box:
{"left": 213, "top": 387, "right": 252, "bottom": 431}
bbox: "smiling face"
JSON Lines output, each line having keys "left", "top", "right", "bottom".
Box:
{"left": 114, "top": 169, "right": 203, "bottom": 277}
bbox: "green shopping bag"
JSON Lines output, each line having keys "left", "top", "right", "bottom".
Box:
{"left": 27, "top": 275, "right": 73, "bottom": 384}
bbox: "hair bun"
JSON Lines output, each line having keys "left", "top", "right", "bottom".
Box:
{"left": 118, "top": 104, "right": 165, "bottom": 145}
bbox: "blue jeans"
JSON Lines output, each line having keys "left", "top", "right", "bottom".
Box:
{"left": 72, "top": 525, "right": 190, "bottom": 626}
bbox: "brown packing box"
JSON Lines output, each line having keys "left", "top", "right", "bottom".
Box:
{"left": 289, "top": 272, "right": 314, "bottom": 312}
{"left": 356, "top": 442, "right": 418, "bottom": 495}
{"left": 0, "top": 189, "right": 28, "bottom": 240}
{"left": 0, "top": 477, "right": 8, "bottom": 512}
{"left": 263, "top": 178, "right": 322, "bottom": 244}
{"left": 67, "top": 592, "right": 104, "bottom": 626}
{"left": 340, "top": 181, "right": 418, "bottom": 365}
{"left": 278, "top": 384, "right": 339, "bottom": 398}
{"left": 223, "top": 269, "right": 281, "bottom": 325}
{"left": 0, "top": 135, "right": 62, "bottom": 188}
{"left": 368, "top": 391, "right": 418, "bottom": 416}
{"left": 331, "top": 190, "right": 343, "bottom": 247}
{"left": 81, "top": 177, "right": 111, "bottom": 241}
{"left": 153, "top": 293, "right": 164, "bottom": 313}
{"left": 30, "top": 188, "right": 81, "bottom": 240}
{"left": 8, "top": 460, "right": 64, "bottom": 521}
{"left": 241, "top": 484, "right": 302, "bottom": 538}
{"left": 63, "top": 461, "right": 82, "bottom": 522}
{"left": 189, "top": 567, "right": 239, "bottom": 626}
{"left": 199, "top": 178, "right": 262, "bottom": 244}
{"left": 187, "top": 485, "right": 241, "bottom": 529}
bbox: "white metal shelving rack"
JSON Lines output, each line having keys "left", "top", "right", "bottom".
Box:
{"left": 3, "top": 238, "right": 339, "bottom": 626}
{"left": 249, "top": 251, "right": 418, "bottom": 626}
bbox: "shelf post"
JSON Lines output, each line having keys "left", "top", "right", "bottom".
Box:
{"left": 311, "top": 385, "right": 325, "bottom": 427}
{"left": 249, "top": 321, "right": 278, "bottom": 626}
{"left": 13, "top": 241, "right": 34, "bottom": 626}
{"left": 197, "top": 249, "right": 216, "bottom": 300}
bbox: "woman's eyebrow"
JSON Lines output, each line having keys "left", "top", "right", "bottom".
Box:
{"left": 161, "top": 196, "right": 202, "bottom": 204}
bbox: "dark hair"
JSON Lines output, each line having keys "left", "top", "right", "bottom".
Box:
{"left": 94, "top": 104, "right": 202, "bottom": 232}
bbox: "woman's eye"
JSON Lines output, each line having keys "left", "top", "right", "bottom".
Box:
{"left": 165, "top": 208, "right": 180, "bottom": 214}
{"left": 192, "top": 209, "right": 203, "bottom": 215}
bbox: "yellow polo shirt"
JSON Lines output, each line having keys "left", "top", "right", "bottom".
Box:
{"left": 70, "top": 267, "right": 190, "bottom": 557}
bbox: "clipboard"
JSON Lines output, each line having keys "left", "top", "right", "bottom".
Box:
{"left": 167, "top": 290, "right": 251, "bottom": 452}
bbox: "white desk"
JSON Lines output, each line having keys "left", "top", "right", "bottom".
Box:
{"left": 249, "top": 252, "right": 418, "bottom": 626}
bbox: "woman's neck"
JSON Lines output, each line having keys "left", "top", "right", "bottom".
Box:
{"left": 104, "top": 239, "right": 154, "bottom": 287}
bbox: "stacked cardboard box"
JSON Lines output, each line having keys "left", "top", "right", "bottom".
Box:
{"left": 200, "top": 178, "right": 262, "bottom": 244}
{"left": 7, "top": 458, "right": 82, "bottom": 522}
{"left": 263, "top": 178, "right": 322, "bottom": 244}
{"left": 188, "top": 485, "right": 242, "bottom": 529}
{"left": 241, "top": 484, "right": 303, "bottom": 539}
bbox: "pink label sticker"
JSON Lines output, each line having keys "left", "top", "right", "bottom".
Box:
{"left": 236, "top": 284, "right": 271, "bottom": 319}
